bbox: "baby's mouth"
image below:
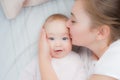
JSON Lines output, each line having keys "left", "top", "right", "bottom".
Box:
{"left": 54, "top": 50, "right": 63, "bottom": 53}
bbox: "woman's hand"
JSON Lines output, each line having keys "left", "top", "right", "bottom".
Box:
{"left": 38, "top": 28, "right": 59, "bottom": 80}
{"left": 39, "top": 28, "right": 51, "bottom": 61}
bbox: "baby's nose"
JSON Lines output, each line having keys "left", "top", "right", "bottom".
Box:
{"left": 55, "top": 41, "right": 62, "bottom": 47}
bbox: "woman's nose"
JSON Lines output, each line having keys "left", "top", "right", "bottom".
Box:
{"left": 66, "top": 19, "right": 71, "bottom": 28}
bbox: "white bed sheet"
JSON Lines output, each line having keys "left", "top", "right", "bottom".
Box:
{"left": 0, "top": 0, "right": 74, "bottom": 80}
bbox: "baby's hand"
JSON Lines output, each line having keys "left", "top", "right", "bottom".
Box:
{"left": 39, "top": 29, "right": 51, "bottom": 61}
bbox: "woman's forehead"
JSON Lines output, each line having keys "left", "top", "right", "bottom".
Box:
{"left": 72, "top": 0, "right": 86, "bottom": 19}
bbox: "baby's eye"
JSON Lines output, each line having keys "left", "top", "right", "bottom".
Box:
{"left": 48, "top": 37, "right": 54, "bottom": 40}
{"left": 62, "top": 37, "right": 69, "bottom": 40}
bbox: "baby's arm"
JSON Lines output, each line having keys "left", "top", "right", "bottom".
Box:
{"left": 39, "top": 29, "right": 59, "bottom": 80}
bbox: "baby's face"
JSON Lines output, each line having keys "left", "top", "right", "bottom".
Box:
{"left": 45, "top": 20, "right": 72, "bottom": 58}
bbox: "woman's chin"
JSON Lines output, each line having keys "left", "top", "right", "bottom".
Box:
{"left": 72, "top": 41, "right": 80, "bottom": 46}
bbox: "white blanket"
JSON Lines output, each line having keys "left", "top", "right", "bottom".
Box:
{"left": 0, "top": 0, "right": 50, "bottom": 19}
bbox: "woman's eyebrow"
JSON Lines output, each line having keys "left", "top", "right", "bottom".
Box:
{"left": 71, "top": 12, "right": 74, "bottom": 16}
{"left": 71, "top": 12, "right": 76, "bottom": 19}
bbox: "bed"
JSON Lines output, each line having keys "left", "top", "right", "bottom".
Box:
{"left": 0, "top": 0, "right": 74, "bottom": 80}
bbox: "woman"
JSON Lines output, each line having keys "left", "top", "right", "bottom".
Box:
{"left": 39, "top": 0, "right": 120, "bottom": 80}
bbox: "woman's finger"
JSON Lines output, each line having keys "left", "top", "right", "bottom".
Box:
{"left": 39, "top": 28, "right": 51, "bottom": 60}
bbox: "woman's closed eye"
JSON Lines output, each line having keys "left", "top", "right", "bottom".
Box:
{"left": 70, "top": 16, "right": 77, "bottom": 23}
{"left": 70, "top": 18, "right": 80, "bottom": 24}
{"left": 71, "top": 20, "right": 76, "bottom": 23}
{"left": 48, "top": 37, "right": 54, "bottom": 40}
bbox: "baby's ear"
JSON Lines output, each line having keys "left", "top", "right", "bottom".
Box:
{"left": 96, "top": 25, "right": 110, "bottom": 40}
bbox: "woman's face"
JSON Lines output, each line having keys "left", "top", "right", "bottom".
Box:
{"left": 67, "top": 0, "right": 97, "bottom": 47}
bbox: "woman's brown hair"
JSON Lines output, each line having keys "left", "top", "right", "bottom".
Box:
{"left": 84, "top": 0, "right": 120, "bottom": 42}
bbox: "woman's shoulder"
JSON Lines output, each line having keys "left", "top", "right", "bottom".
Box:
{"left": 102, "top": 39, "right": 120, "bottom": 58}
{"left": 109, "top": 39, "right": 120, "bottom": 50}
{"left": 94, "top": 40, "right": 120, "bottom": 79}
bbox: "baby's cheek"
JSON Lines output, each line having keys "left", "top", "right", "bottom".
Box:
{"left": 67, "top": 43, "right": 72, "bottom": 51}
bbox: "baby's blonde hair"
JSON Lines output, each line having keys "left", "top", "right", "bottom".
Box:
{"left": 43, "top": 14, "right": 68, "bottom": 28}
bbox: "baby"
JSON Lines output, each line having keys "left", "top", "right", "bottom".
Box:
{"left": 19, "top": 14, "right": 86, "bottom": 80}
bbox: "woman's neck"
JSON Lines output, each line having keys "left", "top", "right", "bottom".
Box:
{"left": 89, "top": 41, "right": 109, "bottom": 59}
{"left": 95, "top": 46, "right": 108, "bottom": 58}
